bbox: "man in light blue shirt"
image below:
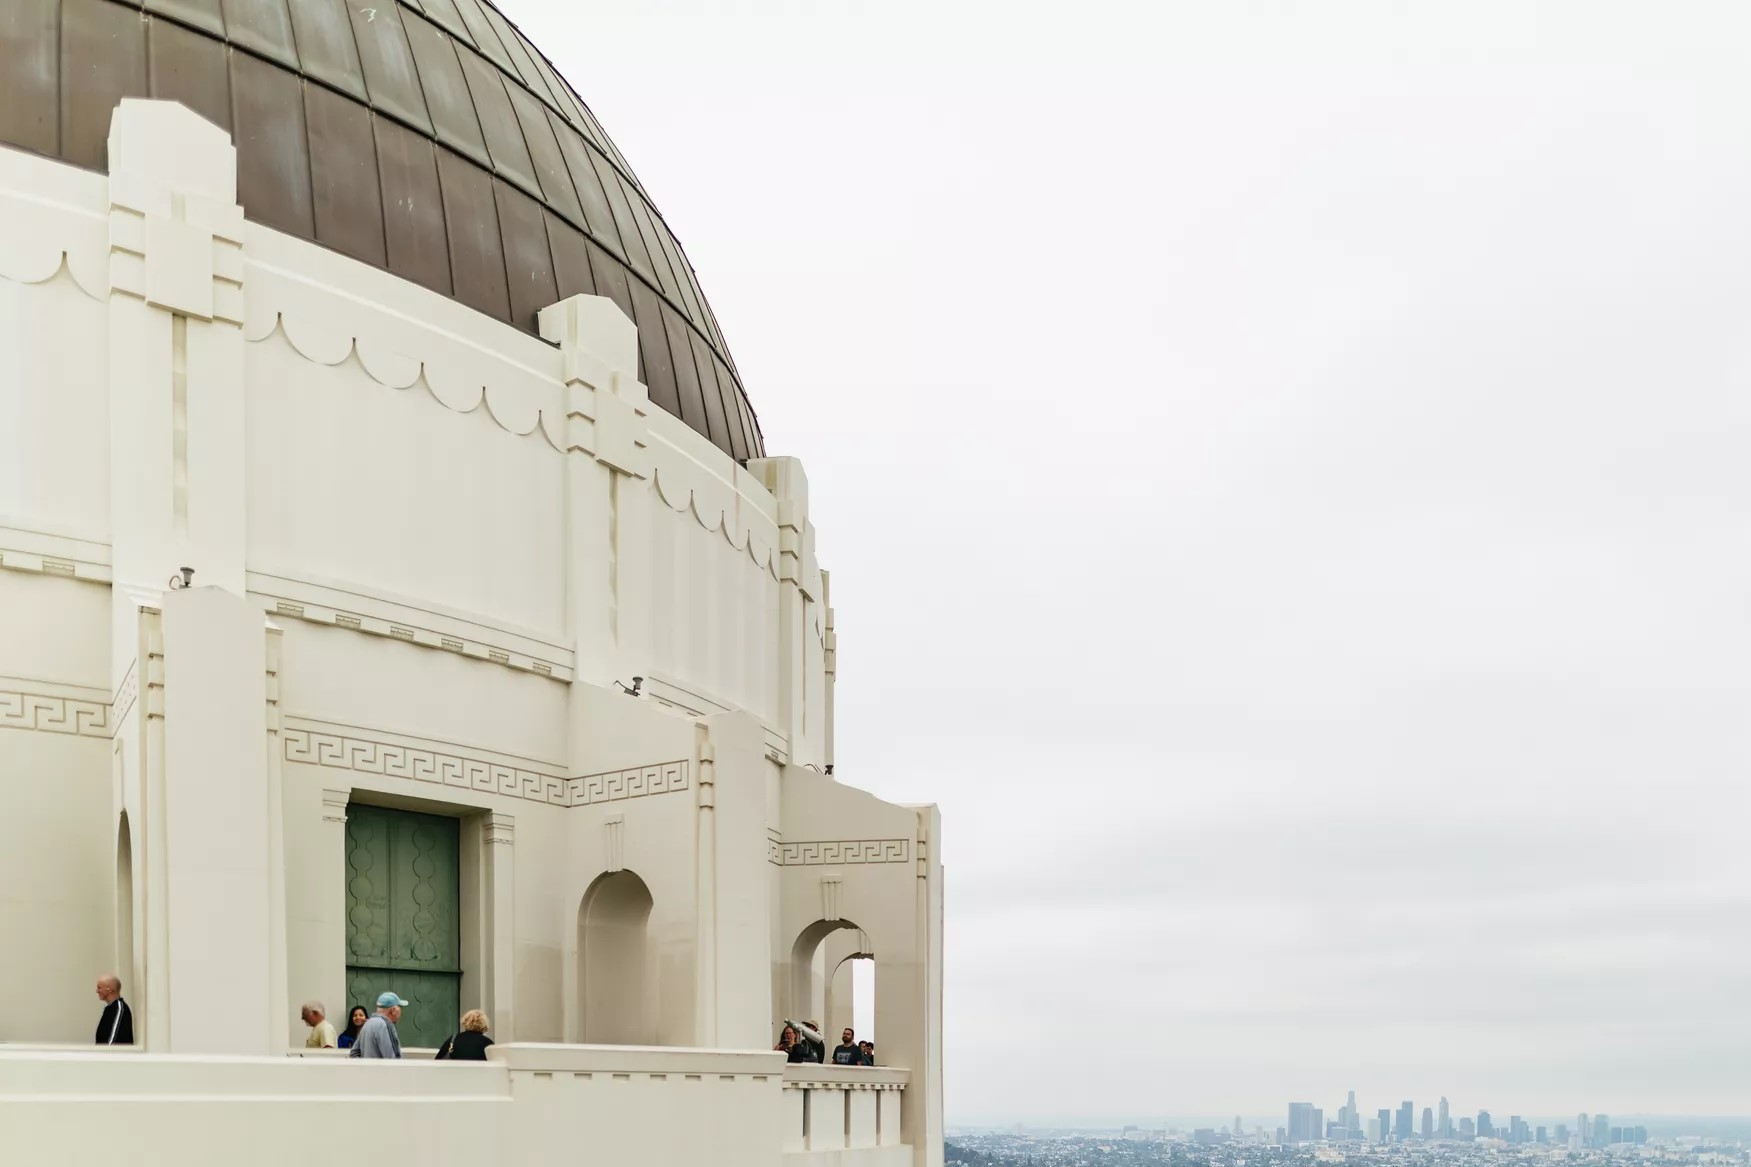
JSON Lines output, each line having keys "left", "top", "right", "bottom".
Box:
{"left": 349, "top": 992, "right": 407, "bottom": 1059}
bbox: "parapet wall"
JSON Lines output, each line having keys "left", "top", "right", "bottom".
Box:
{"left": 0, "top": 1044, "right": 883, "bottom": 1167}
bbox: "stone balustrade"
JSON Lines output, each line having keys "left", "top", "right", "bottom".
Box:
{"left": 783, "top": 1062, "right": 912, "bottom": 1165}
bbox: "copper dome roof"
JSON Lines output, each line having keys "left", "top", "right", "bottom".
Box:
{"left": 0, "top": 0, "right": 763, "bottom": 460}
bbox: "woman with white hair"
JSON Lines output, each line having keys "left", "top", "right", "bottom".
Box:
{"left": 434, "top": 1010, "right": 493, "bottom": 1061}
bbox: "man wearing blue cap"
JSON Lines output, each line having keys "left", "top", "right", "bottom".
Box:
{"left": 348, "top": 992, "right": 408, "bottom": 1059}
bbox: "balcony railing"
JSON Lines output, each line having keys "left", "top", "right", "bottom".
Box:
{"left": 0, "top": 1043, "right": 915, "bottom": 1166}
{"left": 782, "top": 1062, "right": 910, "bottom": 1161}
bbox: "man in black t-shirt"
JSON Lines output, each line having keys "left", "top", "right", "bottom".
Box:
{"left": 832, "top": 1027, "right": 861, "bottom": 1065}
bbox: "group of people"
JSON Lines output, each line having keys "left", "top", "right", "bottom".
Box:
{"left": 302, "top": 994, "right": 494, "bottom": 1060}
{"left": 94, "top": 973, "right": 491, "bottom": 1061}
{"left": 99, "top": 973, "right": 876, "bottom": 1069}
{"left": 774, "top": 1019, "right": 877, "bottom": 1067}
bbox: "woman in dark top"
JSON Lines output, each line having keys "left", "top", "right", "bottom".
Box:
{"left": 774, "top": 1024, "right": 813, "bottom": 1063}
{"left": 435, "top": 1009, "right": 494, "bottom": 1061}
{"left": 336, "top": 1005, "right": 369, "bottom": 1050}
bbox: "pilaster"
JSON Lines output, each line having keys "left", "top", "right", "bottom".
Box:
{"left": 105, "top": 100, "right": 247, "bottom": 706}
{"left": 303, "top": 786, "right": 351, "bottom": 1048}
{"left": 696, "top": 711, "right": 776, "bottom": 1050}
{"left": 538, "top": 294, "right": 655, "bottom": 771}
{"left": 481, "top": 812, "right": 516, "bottom": 1041}
{"left": 150, "top": 586, "right": 278, "bottom": 1054}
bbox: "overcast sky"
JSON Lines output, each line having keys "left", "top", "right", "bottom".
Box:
{"left": 509, "top": 0, "right": 1751, "bottom": 1125}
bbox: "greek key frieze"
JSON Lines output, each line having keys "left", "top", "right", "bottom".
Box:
{"left": 568, "top": 761, "right": 690, "bottom": 806}
{"left": 0, "top": 689, "right": 110, "bottom": 738}
{"left": 283, "top": 725, "right": 686, "bottom": 811}
{"left": 777, "top": 838, "right": 910, "bottom": 866}
{"left": 283, "top": 728, "right": 568, "bottom": 806}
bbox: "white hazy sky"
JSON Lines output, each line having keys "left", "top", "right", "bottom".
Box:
{"left": 506, "top": 0, "right": 1751, "bottom": 1125}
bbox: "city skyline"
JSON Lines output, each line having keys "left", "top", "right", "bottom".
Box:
{"left": 1279, "top": 1092, "right": 1665, "bottom": 1149}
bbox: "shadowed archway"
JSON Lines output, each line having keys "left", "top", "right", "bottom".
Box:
{"left": 578, "top": 870, "right": 654, "bottom": 1044}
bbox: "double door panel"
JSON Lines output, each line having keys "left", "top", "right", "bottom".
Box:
{"left": 344, "top": 804, "right": 460, "bottom": 1050}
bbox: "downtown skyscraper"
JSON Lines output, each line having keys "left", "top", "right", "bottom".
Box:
{"left": 1439, "top": 1097, "right": 1451, "bottom": 1139}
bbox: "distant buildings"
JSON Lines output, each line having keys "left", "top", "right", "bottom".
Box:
{"left": 1272, "top": 1089, "right": 1653, "bottom": 1154}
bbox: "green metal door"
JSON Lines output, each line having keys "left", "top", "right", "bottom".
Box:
{"left": 344, "top": 805, "right": 461, "bottom": 1050}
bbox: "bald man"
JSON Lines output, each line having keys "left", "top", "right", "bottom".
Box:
{"left": 94, "top": 974, "right": 133, "bottom": 1045}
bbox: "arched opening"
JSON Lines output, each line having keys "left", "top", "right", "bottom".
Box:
{"left": 578, "top": 870, "right": 654, "bottom": 1044}
{"left": 789, "top": 920, "right": 876, "bottom": 1058}
{"left": 115, "top": 812, "right": 134, "bottom": 992}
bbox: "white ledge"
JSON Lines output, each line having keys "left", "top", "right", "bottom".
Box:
{"left": 781, "top": 1064, "right": 910, "bottom": 1091}
{"left": 488, "top": 1042, "right": 785, "bottom": 1077}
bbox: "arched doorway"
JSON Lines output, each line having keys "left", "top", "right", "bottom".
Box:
{"left": 578, "top": 870, "right": 654, "bottom": 1044}
{"left": 790, "top": 920, "right": 876, "bottom": 1054}
{"left": 115, "top": 812, "right": 134, "bottom": 991}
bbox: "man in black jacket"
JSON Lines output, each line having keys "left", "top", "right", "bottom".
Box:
{"left": 94, "top": 974, "right": 133, "bottom": 1045}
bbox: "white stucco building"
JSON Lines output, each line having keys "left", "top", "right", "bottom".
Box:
{"left": 0, "top": 3, "right": 943, "bottom": 1160}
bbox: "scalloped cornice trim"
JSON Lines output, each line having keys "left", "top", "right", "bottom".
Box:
{"left": 244, "top": 261, "right": 787, "bottom": 574}
{"left": 0, "top": 169, "right": 108, "bottom": 300}
{"left": 244, "top": 301, "right": 570, "bottom": 452}
{"left": 0, "top": 242, "right": 106, "bottom": 301}
{"left": 652, "top": 460, "right": 779, "bottom": 578}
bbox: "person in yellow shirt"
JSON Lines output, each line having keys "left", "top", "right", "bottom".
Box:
{"left": 301, "top": 1001, "right": 337, "bottom": 1049}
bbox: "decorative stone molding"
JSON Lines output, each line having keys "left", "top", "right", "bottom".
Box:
{"left": 264, "top": 625, "right": 282, "bottom": 737}
{"left": 111, "top": 662, "right": 139, "bottom": 730}
{"left": 651, "top": 456, "right": 780, "bottom": 579}
{"left": 319, "top": 789, "right": 350, "bottom": 824}
{"left": 767, "top": 828, "right": 784, "bottom": 866}
{"left": 750, "top": 457, "right": 822, "bottom": 603}
{"left": 0, "top": 151, "right": 108, "bottom": 300}
{"left": 282, "top": 719, "right": 689, "bottom": 812}
{"left": 0, "top": 525, "right": 112, "bottom": 583}
{"left": 242, "top": 218, "right": 569, "bottom": 450}
{"left": 781, "top": 1069, "right": 909, "bottom": 1092}
{"left": 243, "top": 247, "right": 783, "bottom": 570}
{"left": 483, "top": 812, "right": 516, "bottom": 846}
{"left": 259, "top": 586, "right": 570, "bottom": 684}
{"left": 821, "top": 877, "right": 843, "bottom": 923}
{"left": 569, "top": 761, "right": 690, "bottom": 807}
{"left": 284, "top": 725, "right": 569, "bottom": 807}
{"left": 776, "top": 839, "right": 911, "bottom": 867}
{"left": 538, "top": 295, "right": 650, "bottom": 479}
{"left": 0, "top": 684, "right": 110, "bottom": 738}
{"left": 603, "top": 815, "right": 624, "bottom": 872}
{"left": 107, "top": 100, "right": 244, "bottom": 325}
{"left": 142, "top": 608, "right": 166, "bottom": 722}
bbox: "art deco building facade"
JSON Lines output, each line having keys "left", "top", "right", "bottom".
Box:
{"left": 0, "top": 1, "right": 943, "bottom": 1162}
